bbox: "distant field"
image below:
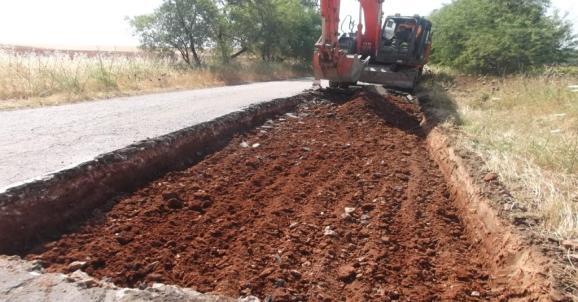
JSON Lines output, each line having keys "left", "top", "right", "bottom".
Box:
{"left": 0, "top": 44, "right": 309, "bottom": 110}
{"left": 0, "top": 44, "right": 142, "bottom": 58}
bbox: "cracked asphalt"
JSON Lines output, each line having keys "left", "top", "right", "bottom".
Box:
{"left": 0, "top": 79, "right": 312, "bottom": 190}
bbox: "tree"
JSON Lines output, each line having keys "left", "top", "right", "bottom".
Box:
{"left": 225, "top": 0, "right": 321, "bottom": 62}
{"left": 278, "top": 0, "right": 322, "bottom": 61}
{"left": 130, "top": 0, "right": 321, "bottom": 66}
{"left": 430, "top": 0, "right": 577, "bottom": 74}
{"left": 130, "top": 0, "right": 218, "bottom": 67}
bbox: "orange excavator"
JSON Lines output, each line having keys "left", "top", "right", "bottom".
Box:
{"left": 313, "top": 0, "right": 432, "bottom": 91}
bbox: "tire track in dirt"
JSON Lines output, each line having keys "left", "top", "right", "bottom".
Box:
{"left": 28, "top": 91, "right": 503, "bottom": 301}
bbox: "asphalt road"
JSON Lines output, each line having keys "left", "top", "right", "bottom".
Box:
{"left": 0, "top": 79, "right": 313, "bottom": 190}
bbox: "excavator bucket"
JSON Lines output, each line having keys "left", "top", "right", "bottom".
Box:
{"left": 313, "top": 51, "right": 368, "bottom": 84}
{"left": 359, "top": 64, "right": 420, "bottom": 91}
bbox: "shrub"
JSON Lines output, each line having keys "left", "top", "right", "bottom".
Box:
{"left": 430, "top": 0, "right": 576, "bottom": 74}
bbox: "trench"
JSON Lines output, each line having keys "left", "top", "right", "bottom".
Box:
{"left": 1, "top": 89, "right": 557, "bottom": 301}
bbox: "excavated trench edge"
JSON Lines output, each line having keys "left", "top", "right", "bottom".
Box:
{"left": 367, "top": 87, "right": 560, "bottom": 301}
{"left": 0, "top": 89, "right": 563, "bottom": 301}
{"left": 0, "top": 93, "right": 310, "bottom": 255}
{"left": 425, "top": 128, "right": 557, "bottom": 300}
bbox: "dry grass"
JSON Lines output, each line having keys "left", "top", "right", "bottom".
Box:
{"left": 420, "top": 66, "right": 578, "bottom": 240}
{"left": 0, "top": 49, "right": 309, "bottom": 110}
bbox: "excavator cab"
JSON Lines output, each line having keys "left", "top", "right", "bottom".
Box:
{"left": 376, "top": 15, "right": 432, "bottom": 67}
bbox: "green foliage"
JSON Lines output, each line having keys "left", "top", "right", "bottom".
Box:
{"left": 222, "top": 0, "right": 321, "bottom": 62}
{"left": 569, "top": 49, "right": 578, "bottom": 65}
{"left": 129, "top": 0, "right": 218, "bottom": 67}
{"left": 130, "top": 0, "right": 320, "bottom": 66}
{"left": 430, "top": 0, "right": 577, "bottom": 74}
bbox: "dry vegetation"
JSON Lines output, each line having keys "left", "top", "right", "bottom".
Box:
{"left": 0, "top": 47, "right": 309, "bottom": 110}
{"left": 421, "top": 66, "right": 578, "bottom": 240}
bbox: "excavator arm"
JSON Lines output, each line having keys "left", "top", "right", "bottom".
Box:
{"left": 357, "top": 0, "right": 384, "bottom": 56}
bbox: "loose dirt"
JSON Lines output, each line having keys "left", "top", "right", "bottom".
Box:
{"left": 28, "top": 91, "right": 503, "bottom": 301}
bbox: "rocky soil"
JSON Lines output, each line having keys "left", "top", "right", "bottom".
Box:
{"left": 28, "top": 91, "right": 506, "bottom": 301}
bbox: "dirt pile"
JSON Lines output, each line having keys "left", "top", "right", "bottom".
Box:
{"left": 28, "top": 92, "right": 506, "bottom": 301}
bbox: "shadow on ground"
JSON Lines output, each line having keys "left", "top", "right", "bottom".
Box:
{"left": 416, "top": 70, "right": 463, "bottom": 127}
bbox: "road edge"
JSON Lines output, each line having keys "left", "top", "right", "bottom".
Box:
{"left": 0, "top": 92, "right": 315, "bottom": 255}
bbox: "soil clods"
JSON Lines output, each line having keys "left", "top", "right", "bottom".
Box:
{"left": 28, "top": 92, "right": 508, "bottom": 301}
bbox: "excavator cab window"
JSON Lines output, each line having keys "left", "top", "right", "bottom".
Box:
{"left": 396, "top": 27, "right": 412, "bottom": 43}
{"left": 383, "top": 19, "right": 396, "bottom": 41}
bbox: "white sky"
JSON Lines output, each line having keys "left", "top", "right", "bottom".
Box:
{"left": 0, "top": 0, "right": 576, "bottom": 48}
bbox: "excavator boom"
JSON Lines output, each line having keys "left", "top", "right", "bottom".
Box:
{"left": 357, "top": 0, "right": 383, "bottom": 56}
{"left": 313, "top": 0, "right": 367, "bottom": 84}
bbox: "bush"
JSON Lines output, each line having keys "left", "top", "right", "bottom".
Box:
{"left": 430, "top": 0, "right": 576, "bottom": 74}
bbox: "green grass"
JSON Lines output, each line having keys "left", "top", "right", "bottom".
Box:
{"left": 421, "top": 66, "right": 578, "bottom": 239}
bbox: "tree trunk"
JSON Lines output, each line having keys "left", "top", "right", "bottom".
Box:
{"left": 230, "top": 47, "right": 248, "bottom": 59}
{"left": 190, "top": 44, "right": 202, "bottom": 67}
{"left": 178, "top": 48, "right": 191, "bottom": 66}
{"left": 171, "top": 41, "right": 191, "bottom": 67}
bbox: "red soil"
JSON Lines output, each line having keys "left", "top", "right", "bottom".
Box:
{"left": 29, "top": 92, "right": 500, "bottom": 301}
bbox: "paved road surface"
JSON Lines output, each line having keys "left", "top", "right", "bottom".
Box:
{"left": 0, "top": 79, "right": 313, "bottom": 190}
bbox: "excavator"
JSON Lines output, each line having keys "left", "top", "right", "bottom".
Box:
{"left": 313, "top": 0, "right": 432, "bottom": 91}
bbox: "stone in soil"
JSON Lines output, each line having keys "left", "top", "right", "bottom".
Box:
{"left": 337, "top": 264, "right": 356, "bottom": 283}
{"left": 483, "top": 172, "right": 499, "bottom": 182}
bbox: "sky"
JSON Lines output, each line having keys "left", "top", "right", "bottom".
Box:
{"left": 0, "top": 0, "right": 576, "bottom": 48}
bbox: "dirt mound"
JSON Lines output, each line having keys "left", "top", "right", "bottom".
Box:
{"left": 29, "top": 93, "right": 508, "bottom": 300}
